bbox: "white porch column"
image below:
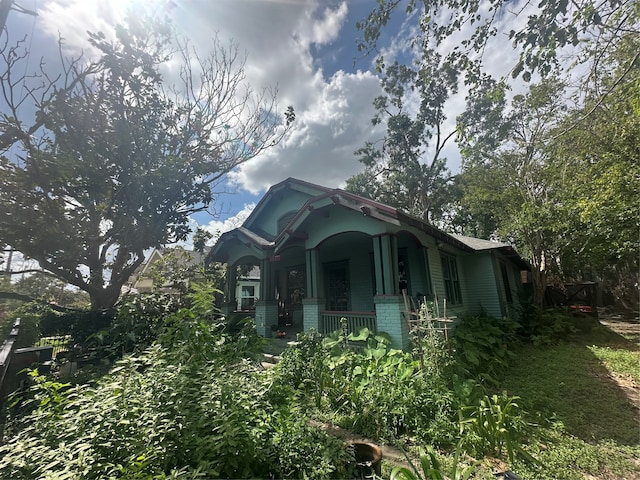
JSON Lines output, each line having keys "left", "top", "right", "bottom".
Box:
{"left": 256, "top": 257, "right": 278, "bottom": 337}
{"left": 221, "top": 264, "right": 237, "bottom": 317}
{"left": 304, "top": 248, "right": 323, "bottom": 332}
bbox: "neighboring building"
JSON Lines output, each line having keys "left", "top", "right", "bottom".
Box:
{"left": 235, "top": 266, "right": 260, "bottom": 312}
{"left": 206, "top": 178, "right": 530, "bottom": 348}
{"left": 130, "top": 247, "right": 207, "bottom": 293}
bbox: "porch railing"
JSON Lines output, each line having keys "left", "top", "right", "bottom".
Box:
{"left": 320, "top": 311, "right": 377, "bottom": 335}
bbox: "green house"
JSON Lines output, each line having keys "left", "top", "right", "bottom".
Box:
{"left": 206, "top": 178, "right": 529, "bottom": 348}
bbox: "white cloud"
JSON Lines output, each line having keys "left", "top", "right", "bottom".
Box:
{"left": 29, "top": 0, "right": 553, "bottom": 201}
{"left": 33, "top": 0, "right": 375, "bottom": 198}
{"left": 229, "top": 69, "right": 384, "bottom": 193}
{"left": 202, "top": 203, "right": 256, "bottom": 238}
{"left": 305, "top": 2, "right": 349, "bottom": 46}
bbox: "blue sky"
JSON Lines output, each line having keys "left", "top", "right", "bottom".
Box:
{"left": 4, "top": 0, "right": 528, "bottom": 243}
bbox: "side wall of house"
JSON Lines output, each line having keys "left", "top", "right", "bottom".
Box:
{"left": 424, "top": 242, "right": 469, "bottom": 319}
{"left": 459, "top": 253, "right": 502, "bottom": 318}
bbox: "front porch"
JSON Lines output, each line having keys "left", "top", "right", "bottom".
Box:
{"left": 318, "top": 310, "right": 376, "bottom": 335}
{"left": 217, "top": 228, "right": 430, "bottom": 349}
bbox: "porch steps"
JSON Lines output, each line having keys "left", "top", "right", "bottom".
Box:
{"left": 261, "top": 353, "right": 281, "bottom": 367}
{"left": 260, "top": 339, "right": 299, "bottom": 369}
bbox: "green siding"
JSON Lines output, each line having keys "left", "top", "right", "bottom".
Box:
{"left": 460, "top": 254, "right": 502, "bottom": 317}
{"left": 305, "top": 207, "right": 386, "bottom": 248}
{"left": 251, "top": 190, "right": 314, "bottom": 239}
{"left": 424, "top": 245, "right": 467, "bottom": 318}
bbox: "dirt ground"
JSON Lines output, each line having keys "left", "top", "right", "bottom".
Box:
{"left": 600, "top": 316, "right": 640, "bottom": 343}
{"left": 598, "top": 315, "right": 640, "bottom": 411}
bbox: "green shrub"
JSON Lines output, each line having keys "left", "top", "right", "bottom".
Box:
{"left": 275, "top": 326, "right": 457, "bottom": 444}
{"left": 517, "top": 299, "right": 581, "bottom": 345}
{"left": 270, "top": 414, "right": 356, "bottom": 479}
{"left": 529, "top": 309, "right": 579, "bottom": 345}
{"left": 390, "top": 443, "right": 479, "bottom": 480}
{"left": 39, "top": 308, "right": 114, "bottom": 344}
{"left": 0, "top": 304, "right": 42, "bottom": 348}
{"left": 82, "top": 294, "right": 180, "bottom": 360}
{"left": 458, "top": 393, "right": 532, "bottom": 464}
{"left": 450, "top": 313, "right": 519, "bottom": 385}
{"left": 0, "top": 318, "right": 352, "bottom": 479}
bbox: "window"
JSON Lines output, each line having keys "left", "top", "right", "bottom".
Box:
{"left": 440, "top": 255, "right": 462, "bottom": 304}
{"left": 239, "top": 284, "right": 258, "bottom": 310}
{"left": 500, "top": 262, "right": 513, "bottom": 304}
{"left": 325, "top": 261, "right": 350, "bottom": 311}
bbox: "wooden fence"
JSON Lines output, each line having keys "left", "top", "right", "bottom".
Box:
{"left": 0, "top": 318, "right": 20, "bottom": 407}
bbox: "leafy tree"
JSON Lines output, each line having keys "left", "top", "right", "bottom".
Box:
{"left": 348, "top": 0, "right": 638, "bottom": 226}
{"left": 356, "top": 0, "right": 639, "bottom": 89}
{"left": 549, "top": 34, "right": 640, "bottom": 313}
{"left": 355, "top": 0, "right": 638, "bottom": 307}
{"left": 10, "top": 273, "right": 90, "bottom": 309}
{"left": 0, "top": 16, "right": 293, "bottom": 311}
{"left": 142, "top": 247, "right": 207, "bottom": 295}
{"left": 459, "top": 35, "right": 639, "bottom": 309}
{"left": 459, "top": 79, "right": 571, "bottom": 306}
{"left": 346, "top": 46, "right": 462, "bottom": 225}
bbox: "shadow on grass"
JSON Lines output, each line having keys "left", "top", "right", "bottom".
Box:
{"left": 500, "top": 323, "right": 640, "bottom": 446}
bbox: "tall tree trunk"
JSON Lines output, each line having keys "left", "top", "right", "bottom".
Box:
{"left": 531, "top": 267, "right": 547, "bottom": 307}
{"left": 88, "top": 287, "right": 121, "bottom": 311}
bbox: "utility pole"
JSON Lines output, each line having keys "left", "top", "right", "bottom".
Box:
{"left": 0, "top": 0, "right": 14, "bottom": 33}
{"left": 0, "top": 0, "right": 37, "bottom": 33}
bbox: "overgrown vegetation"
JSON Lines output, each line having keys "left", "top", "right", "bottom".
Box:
{"left": 0, "top": 304, "right": 355, "bottom": 479}
{"left": 1, "top": 297, "right": 637, "bottom": 479}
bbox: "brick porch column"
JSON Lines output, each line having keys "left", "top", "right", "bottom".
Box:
{"left": 302, "top": 297, "right": 323, "bottom": 332}
{"left": 374, "top": 294, "right": 409, "bottom": 349}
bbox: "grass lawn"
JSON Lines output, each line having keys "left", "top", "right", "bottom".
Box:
{"left": 497, "top": 322, "right": 640, "bottom": 479}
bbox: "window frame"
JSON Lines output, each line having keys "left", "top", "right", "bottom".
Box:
{"left": 440, "top": 254, "right": 462, "bottom": 305}
{"left": 239, "top": 283, "right": 258, "bottom": 310}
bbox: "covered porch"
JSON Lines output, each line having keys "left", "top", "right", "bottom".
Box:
{"left": 216, "top": 229, "right": 432, "bottom": 349}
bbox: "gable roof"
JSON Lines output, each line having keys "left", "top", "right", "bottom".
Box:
{"left": 242, "top": 177, "right": 332, "bottom": 232}
{"left": 453, "top": 234, "right": 530, "bottom": 269}
{"left": 452, "top": 234, "right": 509, "bottom": 251}
{"left": 206, "top": 178, "right": 529, "bottom": 270}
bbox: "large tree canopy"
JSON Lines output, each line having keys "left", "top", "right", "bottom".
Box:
{"left": 353, "top": 0, "right": 638, "bottom": 307}
{"left": 345, "top": 54, "right": 460, "bottom": 225}
{"left": 357, "top": 0, "right": 639, "bottom": 88}
{"left": 459, "top": 35, "right": 639, "bottom": 309}
{"left": 0, "top": 17, "right": 294, "bottom": 310}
